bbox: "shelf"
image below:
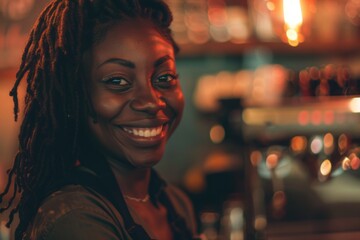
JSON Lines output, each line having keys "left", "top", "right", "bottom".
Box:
{"left": 177, "top": 39, "right": 360, "bottom": 58}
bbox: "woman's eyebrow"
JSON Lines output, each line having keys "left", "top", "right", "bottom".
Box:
{"left": 97, "top": 58, "right": 135, "bottom": 69}
{"left": 96, "top": 55, "right": 173, "bottom": 69}
{"left": 154, "top": 55, "right": 174, "bottom": 68}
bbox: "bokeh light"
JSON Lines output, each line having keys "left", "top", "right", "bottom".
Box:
{"left": 338, "top": 134, "right": 349, "bottom": 154}
{"left": 310, "top": 136, "right": 323, "bottom": 154}
{"left": 290, "top": 136, "right": 307, "bottom": 153}
{"left": 349, "top": 97, "right": 360, "bottom": 113}
{"left": 320, "top": 159, "right": 332, "bottom": 176}
{"left": 266, "top": 153, "right": 279, "bottom": 169}
{"left": 250, "top": 150, "right": 263, "bottom": 167}
{"left": 323, "top": 133, "right": 334, "bottom": 155}
{"left": 210, "top": 124, "right": 225, "bottom": 144}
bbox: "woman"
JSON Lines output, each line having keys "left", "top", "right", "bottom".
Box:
{"left": 0, "top": 0, "right": 198, "bottom": 239}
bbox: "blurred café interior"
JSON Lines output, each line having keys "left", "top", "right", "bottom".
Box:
{"left": 2, "top": 0, "right": 360, "bottom": 239}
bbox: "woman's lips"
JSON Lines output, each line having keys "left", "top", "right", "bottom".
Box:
{"left": 122, "top": 125, "right": 163, "bottom": 138}
{"left": 117, "top": 124, "right": 169, "bottom": 147}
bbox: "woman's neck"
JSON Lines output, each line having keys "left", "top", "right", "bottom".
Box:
{"left": 107, "top": 158, "right": 151, "bottom": 198}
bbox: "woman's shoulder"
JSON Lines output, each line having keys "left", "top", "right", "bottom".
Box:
{"left": 35, "top": 184, "right": 112, "bottom": 218}
{"left": 165, "top": 183, "right": 192, "bottom": 208}
{"left": 28, "top": 184, "right": 126, "bottom": 240}
{"left": 164, "top": 183, "right": 198, "bottom": 234}
{"left": 152, "top": 170, "right": 193, "bottom": 212}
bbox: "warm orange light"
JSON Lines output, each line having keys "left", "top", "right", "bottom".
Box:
{"left": 349, "top": 97, "right": 360, "bottom": 113}
{"left": 266, "top": 153, "right": 279, "bottom": 169}
{"left": 283, "top": 0, "right": 303, "bottom": 29}
{"left": 311, "top": 110, "right": 322, "bottom": 125}
{"left": 250, "top": 150, "right": 262, "bottom": 166}
{"left": 349, "top": 153, "right": 360, "bottom": 170}
{"left": 323, "top": 133, "right": 334, "bottom": 148}
{"left": 342, "top": 156, "right": 351, "bottom": 170}
{"left": 323, "top": 133, "right": 334, "bottom": 155}
{"left": 283, "top": 0, "right": 303, "bottom": 46}
{"left": 298, "top": 110, "right": 309, "bottom": 126}
{"left": 210, "top": 124, "right": 225, "bottom": 144}
{"left": 320, "top": 159, "right": 332, "bottom": 176}
{"left": 338, "top": 134, "right": 349, "bottom": 154}
{"left": 323, "top": 110, "right": 334, "bottom": 125}
{"left": 291, "top": 136, "right": 307, "bottom": 153}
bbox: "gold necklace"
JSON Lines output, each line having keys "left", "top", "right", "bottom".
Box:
{"left": 124, "top": 194, "right": 150, "bottom": 203}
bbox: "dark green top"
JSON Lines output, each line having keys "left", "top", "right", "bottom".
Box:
{"left": 27, "top": 170, "right": 198, "bottom": 239}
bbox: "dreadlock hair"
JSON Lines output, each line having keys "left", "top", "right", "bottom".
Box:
{"left": 0, "top": 0, "right": 178, "bottom": 239}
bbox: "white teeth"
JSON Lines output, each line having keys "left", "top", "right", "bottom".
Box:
{"left": 144, "top": 130, "right": 150, "bottom": 137}
{"left": 156, "top": 127, "right": 161, "bottom": 135}
{"left": 151, "top": 129, "right": 156, "bottom": 136}
{"left": 123, "top": 126, "right": 163, "bottom": 138}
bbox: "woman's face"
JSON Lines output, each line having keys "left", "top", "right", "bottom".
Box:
{"left": 86, "top": 18, "right": 184, "bottom": 168}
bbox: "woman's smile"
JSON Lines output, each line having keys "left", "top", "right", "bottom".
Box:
{"left": 115, "top": 118, "right": 170, "bottom": 147}
{"left": 122, "top": 125, "right": 164, "bottom": 138}
{"left": 119, "top": 123, "right": 169, "bottom": 146}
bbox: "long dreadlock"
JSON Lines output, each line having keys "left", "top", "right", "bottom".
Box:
{"left": 0, "top": 0, "right": 178, "bottom": 239}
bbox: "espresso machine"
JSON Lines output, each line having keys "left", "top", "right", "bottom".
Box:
{"left": 195, "top": 65, "right": 360, "bottom": 240}
{"left": 234, "top": 96, "right": 360, "bottom": 240}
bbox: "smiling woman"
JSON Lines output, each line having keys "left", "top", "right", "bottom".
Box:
{"left": 0, "top": 0, "right": 198, "bottom": 240}
{"left": 87, "top": 19, "right": 184, "bottom": 169}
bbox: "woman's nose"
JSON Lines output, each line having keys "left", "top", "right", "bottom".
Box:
{"left": 130, "top": 88, "right": 166, "bottom": 114}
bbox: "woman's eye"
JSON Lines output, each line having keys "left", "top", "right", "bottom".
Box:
{"left": 154, "top": 73, "right": 178, "bottom": 87}
{"left": 103, "top": 77, "right": 131, "bottom": 90}
{"left": 106, "top": 77, "right": 128, "bottom": 86}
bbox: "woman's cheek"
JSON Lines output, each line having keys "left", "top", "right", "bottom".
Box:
{"left": 93, "top": 94, "right": 125, "bottom": 119}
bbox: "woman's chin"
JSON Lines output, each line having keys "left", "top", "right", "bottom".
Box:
{"left": 129, "top": 157, "right": 162, "bottom": 169}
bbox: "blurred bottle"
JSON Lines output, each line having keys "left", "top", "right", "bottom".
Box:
{"left": 200, "top": 211, "right": 220, "bottom": 240}
{"left": 219, "top": 197, "right": 245, "bottom": 240}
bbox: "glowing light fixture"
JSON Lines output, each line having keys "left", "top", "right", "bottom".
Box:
{"left": 283, "top": 0, "right": 303, "bottom": 46}
{"left": 264, "top": 0, "right": 316, "bottom": 47}
{"left": 349, "top": 97, "right": 360, "bottom": 113}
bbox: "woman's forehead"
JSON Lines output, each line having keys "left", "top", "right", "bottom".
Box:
{"left": 89, "top": 19, "right": 174, "bottom": 67}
